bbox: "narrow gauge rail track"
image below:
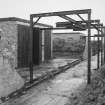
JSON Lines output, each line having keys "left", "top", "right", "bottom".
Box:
{"left": 0, "top": 59, "right": 81, "bottom": 103}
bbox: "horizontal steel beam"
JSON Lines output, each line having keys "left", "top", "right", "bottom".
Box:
{"left": 77, "top": 20, "right": 100, "bottom": 23}
{"left": 56, "top": 22, "right": 86, "bottom": 28}
{"left": 94, "top": 34, "right": 105, "bottom": 37}
{"left": 40, "top": 27, "right": 85, "bottom": 31}
{"left": 56, "top": 22, "right": 103, "bottom": 29}
{"left": 58, "top": 15, "right": 85, "bottom": 30}
{"left": 31, "top": 9, "right": 91, "bottom": 18}
{"left": 86, "top": 36, "right": 104, "bottom": 37}
{"left": 40, "top": 27, "right": 74, "bottom": 30}
{"left": 96, "top": 26, "right": 105, "bottom": 28}
{"left": 77, "top": 14, "right": 102, "bottom": 32}
{"left": 56, "top": 20, "right": 100, "bottom": 26}
{"left": 85, "top": 34, "right": 105, "bottom": 37}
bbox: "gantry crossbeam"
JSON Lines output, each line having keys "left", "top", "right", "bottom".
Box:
{"left": 31, "top": 9, "right": 91, "bottom": 17}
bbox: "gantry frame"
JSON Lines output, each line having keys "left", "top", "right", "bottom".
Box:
{"left": 56, "top": 20, "right": 105, "bottom": 68}
{"left": 30, "top": 9, "right": 97, "bottom": 84}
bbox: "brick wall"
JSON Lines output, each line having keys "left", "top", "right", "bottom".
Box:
{"left": 0, "top": 20, "right": 52, "bottom": 68}
{"left": 0, "top": 21, "right": 18, "bottom": 68}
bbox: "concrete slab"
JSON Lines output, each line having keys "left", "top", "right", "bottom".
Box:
{"left": 0, "top": 57, "right": 24, "bottom": 98}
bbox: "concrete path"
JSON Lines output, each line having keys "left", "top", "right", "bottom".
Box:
{"left": 3, "top": 56, "right": 97, "bottom": 105}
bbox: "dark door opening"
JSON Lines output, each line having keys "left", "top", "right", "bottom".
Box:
{"left": 18, "top": 24, "right": 30, "bottom": 68}
{"left": 33, "top": 28, "right": 42, "bottom": 65}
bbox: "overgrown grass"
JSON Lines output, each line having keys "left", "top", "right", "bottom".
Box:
{"left": 66, "top": 65, "right": 105, "bottom": 105}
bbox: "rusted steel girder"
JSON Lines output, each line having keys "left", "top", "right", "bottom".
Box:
{"left": 101, "top": 27, "right": 104, "bottom": 66}
{"left": 56, "top": 21, "right": 102, "bottom": 32}
{"left": 97, "top": 22, "right": 101, "bottom": 69}
{"left": 31, "top": 9, "right": 91, "bottom": 17}
{"left": 87, "top": 11, "right": 91, "bottom": 84}
{"left": 58, "top": 15, "right": 85, "bottom": 30}
{"left": 56, "top": 20, "right": 100, "bottom": 26}
{"left": 29, "top": 15, "right": 34, "bottom": 83}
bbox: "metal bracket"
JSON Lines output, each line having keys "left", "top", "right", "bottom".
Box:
{"left": 33, "top": 17, "right": 41, "bottom": 26}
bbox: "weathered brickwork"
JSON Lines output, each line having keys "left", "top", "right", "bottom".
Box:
{"left": 0, "top": 21, "right": 18, "bottom": 68}
{"left": 0, "top": 19, "right": 52, "bottom": 69}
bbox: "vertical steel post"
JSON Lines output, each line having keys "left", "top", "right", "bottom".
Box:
{"left": 103, "top": 29, "right": 105, "bottom": 64}
{"left": 97, "top": 22, "right": 100, "bottom": 69}
{"left": 87, "top": 11, "right": 91, "bottom": 84}
{"left": 29, "top": 15, "right": 34, "bottom": 83}
{"left": 101, "top": 27, "right": 103, "bottom": 66}
{"left": 93, "top": 36, "right": 95, "bottom": 56}
{"left": 104, "top": 27, "right": 105, "bottom": 63}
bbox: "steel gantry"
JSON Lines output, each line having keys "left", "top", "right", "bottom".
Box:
{"left": 30, "top": 9, "right": 104, "bottom": 84}
{"left": 56, "top": 20, "right": 105, "bottom": 80}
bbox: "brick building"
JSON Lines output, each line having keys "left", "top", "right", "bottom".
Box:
{"left": 0, "top": 17, "right": 52, "bottom": 68}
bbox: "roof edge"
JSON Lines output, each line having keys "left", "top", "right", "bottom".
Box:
{"left": 0, "top": 17, "right": 53, "bottom": 28}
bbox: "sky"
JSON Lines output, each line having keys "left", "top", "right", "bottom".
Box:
{"left": 0, "top": 0, "right": 105, "bottom": 32}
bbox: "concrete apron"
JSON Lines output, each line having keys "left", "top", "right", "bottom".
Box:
{"left": 0, "top": 57, "right": 24, "bottom": 98}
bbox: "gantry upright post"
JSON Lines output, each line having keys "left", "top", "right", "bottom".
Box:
{"left": 87, "top": 10, "right": 91, "bottom": 84}
{"left": 104, "top": 27, "right": 105, "bottom": 63}
{"left": 97, "top": 22, "right": 100, "bottom": 69}
{"left": 29, "top": 15, "right": 34, "bottom": 83}
{"left": 103, "top": 28, "right": 105, "bottom": 64}
{"left": 102, "top": 27, "right": 105, "bottom": 65}
{"left": 101, "top": 26, "right": 104, "bottom": 66}
{"left": 93, "top": 36, "right": 95, "bottom": 56}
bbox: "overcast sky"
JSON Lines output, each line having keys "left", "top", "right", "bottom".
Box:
{"left": 0, "top": 0, "right": 105, "bottom": 27}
